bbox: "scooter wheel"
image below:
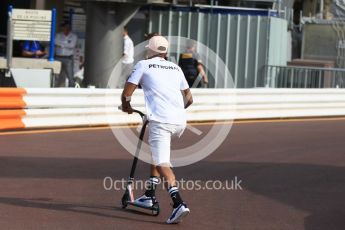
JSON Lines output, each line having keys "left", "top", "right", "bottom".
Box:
{"left": 152, "top": 203, "right": 160, "bottom": 216}
{"left": 121, "top": 192, "right": 129, "bottom": 208}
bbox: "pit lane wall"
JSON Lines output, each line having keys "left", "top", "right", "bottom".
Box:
{"left": 1, "top": 88, "right": 345, "bottom": 130}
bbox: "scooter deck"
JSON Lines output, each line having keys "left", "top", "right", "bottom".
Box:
{"left": 126, "top": 201, "right": 159, "bottom": 211}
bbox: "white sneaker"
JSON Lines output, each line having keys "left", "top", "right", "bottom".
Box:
{"left": 133, "top": 195, "right": 155, "bottom": 208}
{"left": 166, "top": 203, "right": 190, "bottom": 224}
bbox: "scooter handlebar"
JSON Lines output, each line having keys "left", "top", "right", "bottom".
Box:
{"left": 118, "top": 106, "right": 146, "bottom": 119}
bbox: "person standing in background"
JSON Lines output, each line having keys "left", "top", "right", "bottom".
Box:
{"left": 118, "top": 26, "right": 134, "bottom": 88}
{"left": 178, "top": 40, "right": 208, "bottom": 88}
{"left": 22, "top": 41, "right": 46, "bottom": 58}
{"left": 55, "top": 21, "right": 78, "bottom": 87}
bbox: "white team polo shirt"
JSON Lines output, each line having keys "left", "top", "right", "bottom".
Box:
{"left": 55, "top": 32, "right": 78, "bottom": 56}
{"left": 127, "top": 57, "right": 189, "bottom": 125}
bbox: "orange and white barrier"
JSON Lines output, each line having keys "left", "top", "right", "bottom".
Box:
{"left": 0, "top": 88, "right": 26, "bottom": 130}
{"left": 1, "top": 87, "right": 345, "bottom": 131}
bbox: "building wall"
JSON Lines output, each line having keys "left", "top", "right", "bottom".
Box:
{"left": 44, "top": 0, "right": 65, "bottom": 27}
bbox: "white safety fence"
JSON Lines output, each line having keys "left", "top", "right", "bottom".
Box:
{"left": 2, "top": 88, "right": 345, "bottom": 130}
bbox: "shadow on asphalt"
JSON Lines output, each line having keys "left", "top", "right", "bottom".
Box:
{"left": 0, "top": 196, "right": 165, "bottom": 225}
{"left": 0, "top": 156, "right": 344, "bottom": 229}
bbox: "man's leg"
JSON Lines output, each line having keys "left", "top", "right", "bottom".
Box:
{"left": 143, "top": 165, "right": 160, "bottom": 198}
{"left": 155, "top": 165, "right": 185, "bottom": 209}
{"left": 150, "top": 165, "right": 160, "bottom": 177}
{"left": 155, "top": 165, "right": 175, "bottom": 188}
{"left": 66, "top": 57, "right": 75, "bottom": 87}
{"left": 133, "top": 164, "right": 160, "bottom": 207}
{"left": 142, "top": 164, "right": 182, "bottom": 202}
{"left": 56, "top": 58, "right": 67, "bottom": 87}
{"left": 149, "top": 122, "right": 189, "bottom": 224}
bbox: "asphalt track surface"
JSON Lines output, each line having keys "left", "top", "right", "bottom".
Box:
{"left": 0, "top": 118, "right": 345, "bottom": 230}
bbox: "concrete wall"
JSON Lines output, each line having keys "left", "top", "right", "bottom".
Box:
{"left": 44, "top": 0, "right": 65, "bottom": 26}
{"left": 84, "top": 2, "right": 139, "bottom": 88}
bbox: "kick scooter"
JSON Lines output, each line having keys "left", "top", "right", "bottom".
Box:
{"left": 120, "top": 108, "right": 160, "bottom": 216}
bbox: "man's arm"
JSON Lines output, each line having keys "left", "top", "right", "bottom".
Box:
{"left": 197, "top": 63, "right": 208, "bottom": 85}
{"left": 121, "top": 82, "right": 137, "bottom": 114}
{"left": 22, "top": 41, "right": 33, "bottom": 57}
{"left": 182, "top": 88, "right": 193, "bottom": 109}
{"left": 121, "top": 62, "right": 144, "bottom": 113}
{"left": 54, "top": 34, "right": 63, "bottom": 47}
{"left": 194, "top": 53, "right": 208, "bottom": 85}
{"left": 22, "top": 50, "right": 34, "bottom": 57}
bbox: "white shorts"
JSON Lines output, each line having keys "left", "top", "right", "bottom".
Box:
{"left": 148, "top": 120, "right": 186, "bottom": 166}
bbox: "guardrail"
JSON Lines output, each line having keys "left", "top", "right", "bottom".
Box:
{"left": 1, "top": 88, "right": 345, "bottom": 131}
{"left": 264, "top": 65, "right": 345, "bottom": 88}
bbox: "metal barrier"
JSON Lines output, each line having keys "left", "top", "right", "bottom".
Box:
{"left": 264, "top": 65, "right": 345, "bottom": 88}
{"left": 148, "top": 6, "right": 288, "bottom": 88}
{"left": 2, "top": 88, "right": 345, "bottom": 131}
